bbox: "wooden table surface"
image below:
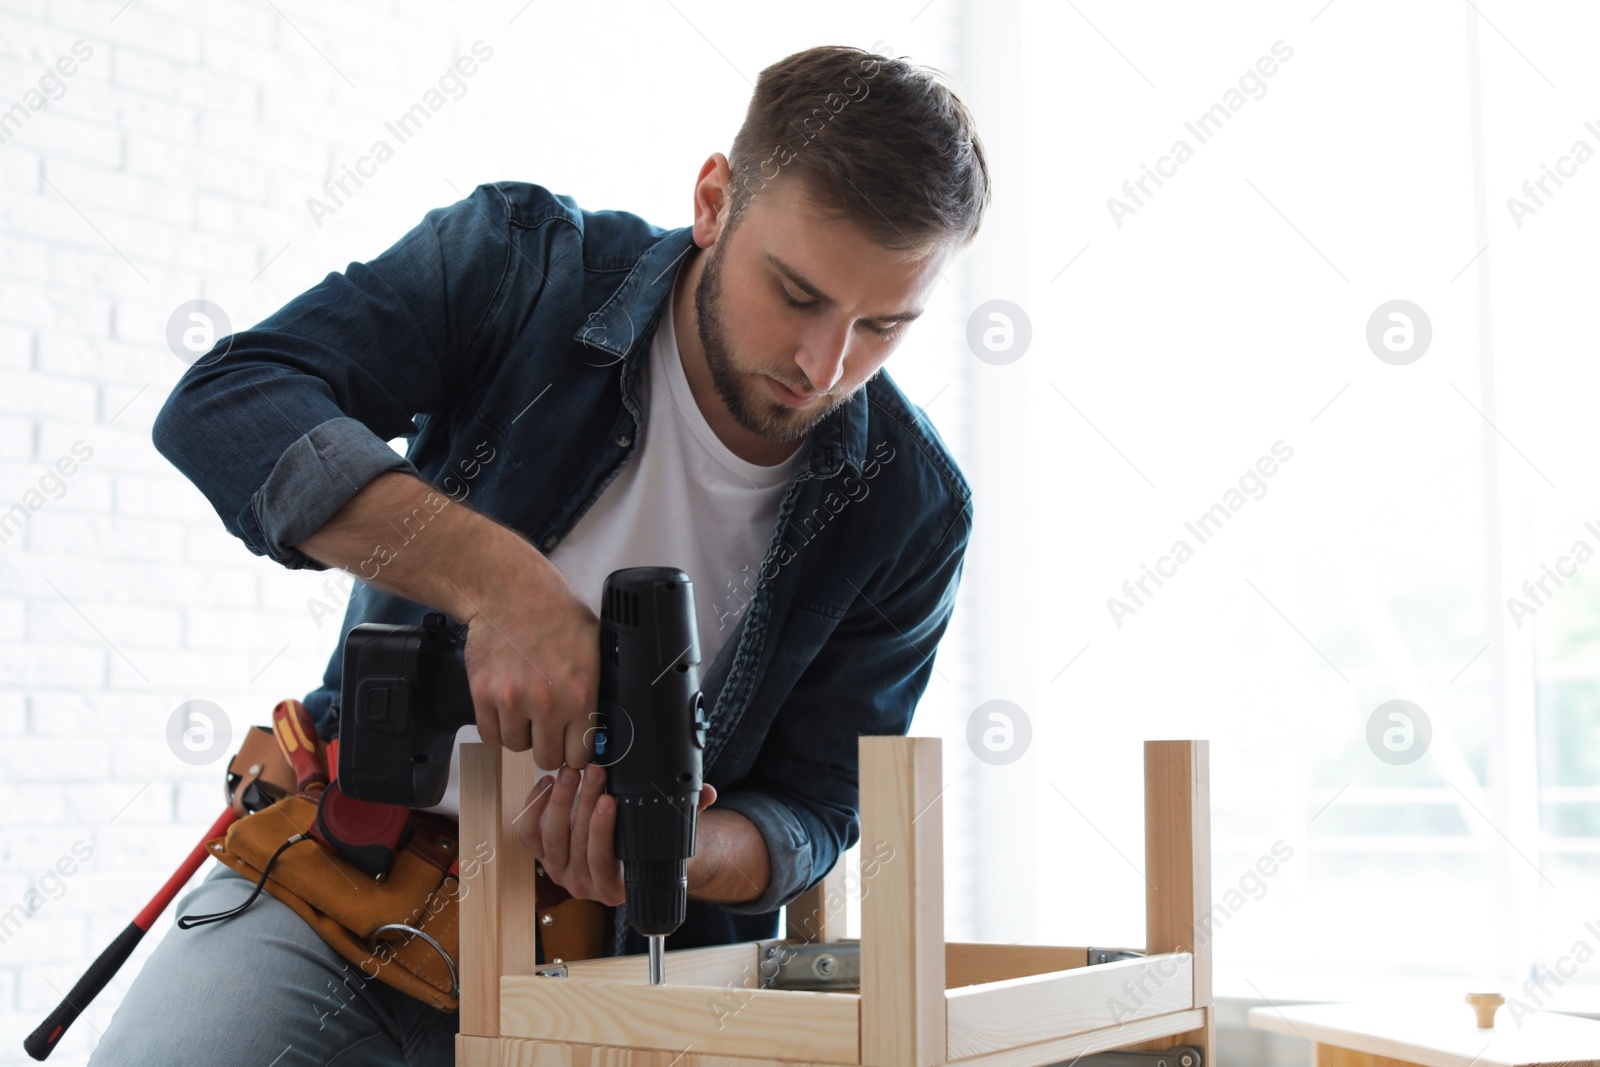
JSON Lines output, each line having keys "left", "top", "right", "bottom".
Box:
{"left": 1247, "top": 1000, "right": 1600, "bottom": 1067}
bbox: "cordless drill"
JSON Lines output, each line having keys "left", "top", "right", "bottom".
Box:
{"left": 333, "top": 567, "right": 710, "bottom": 983}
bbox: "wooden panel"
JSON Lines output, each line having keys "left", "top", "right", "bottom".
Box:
{"left": 945, "top": 1009, "right": 1208, "bottom": 1067}
{"left": 469, "top": 1017, "right": 1204, "bottom": 1067}
{"left": 860, "top": 735, "right": 945, "bottom": 1067}
{"left": 500, "top": 975, "right": 861, "bottom": 1063}
{"left": 460, "top": 742, "right": 505, "bottom": 1038}
{"left": 945, "top": 953, "right": 1191, "bottom": 1059}
{"left": 1249, "top": 1002, "right": 1600, "bottom": 1067}
{"left": 500, "top": 746, "right": 540, "bottom": 974}
{"left": 561, "top": 943, "right": 762, "bottom": 988}
{"left": 788, "top": 859, "right": 849, "bottom": 942}
{"left": 477, "top": 1034, "right": 865, "bottom": 1067}
{"left": 1142, "top": 742, "right": 1212, "bottom": 1066}
{"left": 944, "top": 944, "right": 1090, "bottom": 988}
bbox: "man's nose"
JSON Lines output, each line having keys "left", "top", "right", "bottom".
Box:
{"left": 795, "top": 321, "right": 849, "bottom": 393}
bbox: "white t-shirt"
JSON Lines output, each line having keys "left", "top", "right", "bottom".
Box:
{"left": 423, "top": 274, "right": 808, "bottom": 817}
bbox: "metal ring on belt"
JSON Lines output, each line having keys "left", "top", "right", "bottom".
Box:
{"left": 371, "top": 922, "right": 459, "bottom": 1000}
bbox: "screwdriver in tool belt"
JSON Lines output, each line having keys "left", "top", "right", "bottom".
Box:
{"left": 272, "top": 698, "right": 329, "bottom": 794}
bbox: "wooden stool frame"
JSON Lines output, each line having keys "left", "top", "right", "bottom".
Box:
{"left": 455, "top": 737, "right": 1213, "bottom": 1067}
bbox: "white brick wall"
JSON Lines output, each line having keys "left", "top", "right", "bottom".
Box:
{"left": 0, "top": 1, "right": 970, "bottom": 1062}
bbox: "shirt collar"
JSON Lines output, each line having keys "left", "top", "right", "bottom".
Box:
{"left": 571, "top": 224, "right": 869, "bottom": 480}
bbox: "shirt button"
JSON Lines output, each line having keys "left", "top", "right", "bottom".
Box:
{"left": 615, "top": 432, "right": 631, "bottom": 448}
{"left": 541, "top": 535, "right": 558, "bottom": 551}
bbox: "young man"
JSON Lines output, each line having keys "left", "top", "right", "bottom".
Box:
{"left": 94, "top": 45, "right": 987, "bottom": 1065}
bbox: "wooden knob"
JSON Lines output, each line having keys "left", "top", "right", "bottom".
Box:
{"left": 1466, "top": 992, "right": 1505, "bottom": 1029}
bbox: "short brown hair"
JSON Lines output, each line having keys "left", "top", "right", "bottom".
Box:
{"left": 726, "top": 45, "right": 990, "bottom": 254}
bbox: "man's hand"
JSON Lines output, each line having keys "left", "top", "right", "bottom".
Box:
{"left": 294, "top": 470, "right": 602, "bottom": 772}
{"left": 453, "top": 546, "right": 601, "bottom": 772}
{"left": 517, "top": 762, "right": 717, "bottom": 906}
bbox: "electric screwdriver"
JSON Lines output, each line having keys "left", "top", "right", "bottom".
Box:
{"left": 333, "top": 566, "right": 709, "bottom": 983}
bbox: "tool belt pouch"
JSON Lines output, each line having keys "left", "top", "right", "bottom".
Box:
{"left": 203, "top": 795, "right": 462, "bottom": 1012}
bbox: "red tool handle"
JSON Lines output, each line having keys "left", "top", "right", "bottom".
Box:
{"left": 23, "top": 807, "right": 238, "bottom": 1061}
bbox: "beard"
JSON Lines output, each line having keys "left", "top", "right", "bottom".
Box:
{"left": 693, "top": 237, "right": 852, "bottom": 445}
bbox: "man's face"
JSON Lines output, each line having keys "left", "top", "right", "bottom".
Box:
{"left": 693, "top": 178, "right": 949, "bottom": 444}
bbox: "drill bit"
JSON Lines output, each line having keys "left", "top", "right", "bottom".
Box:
{"left": 648, "top": 934, "right": 666, "bottom": 985}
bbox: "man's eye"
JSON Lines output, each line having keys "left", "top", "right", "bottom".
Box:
{"left": 780, "top": 289, "right": 814, "bottom": 309}
{"left": 864, "top": 321, "right": 901, "bottom": 339}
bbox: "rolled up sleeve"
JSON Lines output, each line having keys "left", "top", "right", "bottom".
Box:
{"left": 241, "top": 416, "right": 418, "bottom": 570}
{"left": 151, "top": 183, "right": 522, "bottom": 570}
{"left": 710, "top": 787, "right": 815, "bottom": 915}
{"left": 713, "top": 494, "right": 973, "bottom": 916}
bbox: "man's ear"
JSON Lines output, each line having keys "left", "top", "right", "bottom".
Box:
{"left": 691, "top": 153, "right": 734, "bottom": 251}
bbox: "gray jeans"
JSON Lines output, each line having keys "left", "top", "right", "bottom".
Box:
{"left": 86, "top": 864, "right": 459, "bottom": 1066}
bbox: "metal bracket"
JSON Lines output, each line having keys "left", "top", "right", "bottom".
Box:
{"left": 1077, "top": 1046, "right": 1201, "bottom": 1067}
{"left": 534, "top": 942, "right": 1152, "bottom": 993}
{"left": 756, "top": 939, "right": 861, "bottom": 991}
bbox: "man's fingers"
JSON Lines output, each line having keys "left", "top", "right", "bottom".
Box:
{"left": 499, "top": 699, "right": 533, "bottom": 754}
{"left": 515, "top": 775, "right": 555, "bottom": 857}
{"left": 589, "top": 792, "right": 624, "bottom": 904}
{"left": 540, "top": 765, "right": 579, "bottom": 873}
{"left": 697, "top": 783, "right": 717, "bottom": 814}
{"left": 529, "top": 681, "right": 575, "bottom": 770}
{"left": 566, "top": 716, "right": 595, "bottom": 770}
{"left": 495, "top": 675, "right": 538, "bottom": 757}
{"left": 567, "top": 765, "right": 605, "bottom": 891}
{"left": 472, "top": 688, "right": 502, "bottom": 748}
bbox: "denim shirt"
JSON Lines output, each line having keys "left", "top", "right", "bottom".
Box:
{"left": 152, "top": 181, "right": 972, "bottom": 956}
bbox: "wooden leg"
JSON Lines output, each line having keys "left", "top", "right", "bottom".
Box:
{"left": 460, "top": 743, "right": 541, "bottom": 1044}
{"left": 460, "top": 742, "right": 503, "bottom": 1039}
{"left": 860, "top": 736, "right": 946, "bottom": 1067}
{"left": 498, "top": 746, "right": 539, "bottom": 974}
{"left": 1135, "top": 741, "right": 1212, "bottom": 1065}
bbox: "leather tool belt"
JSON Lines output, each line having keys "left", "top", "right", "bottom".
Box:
{"left": 198, "top": 718, "right": 605, "bottom": 1013}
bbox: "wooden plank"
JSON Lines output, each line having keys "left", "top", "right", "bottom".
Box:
{"left": 945, "top": 953, "right": 1191, "bottom": 1059}
{"left": 460, "top": 741, "right": 505, "bottom": 1038}
{"left": 788, "top": 859, "right": 849, "bottom": 942}
{"left": 944, "top": 944, "right": 1090, "bottom": 988}
{"left": 467, "top": 1023, "right": 1207, "bottom": 1067}
{"left": 486, "top": 1035, "right": 871, "bottom": 1067}
{"left": 562, "top": 943, "right": 762, "bottom": 988}
{"left": 1249, "top": 1002, "right": 1600, "bottom": 1067}
{"left": 501, "top": 746, "right": 540, "bottom": 974}
{"left": 455, "top": 1033, "right": 501, "bottom": 1067}
{"left": 500, "top": 975, "right": 861, "bottom": 1062}
{"left": 944, "top": 1009, "right": 1207, "bottom": 1067}
{"left": 1143, "top": 740, "right": 1212, "bottom": 1065}
{"left": 860, "top": 735, "right": 945, "bottom": 1067}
